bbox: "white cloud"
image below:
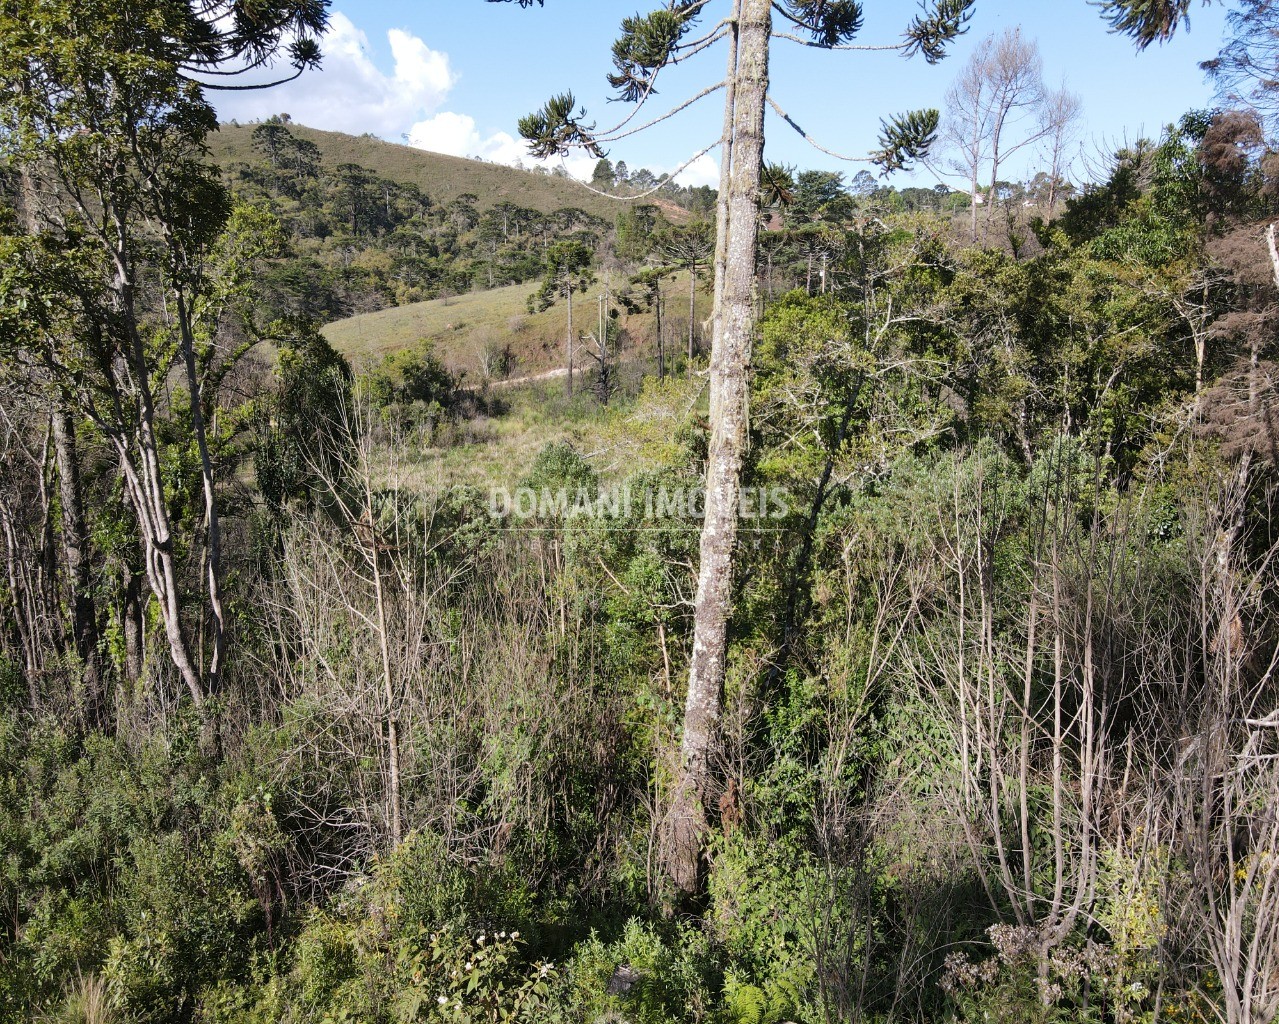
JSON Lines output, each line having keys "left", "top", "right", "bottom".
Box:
{"left": 672, "top": 153, "right": 720, "bottom": 189}
{"left": 213, "top": 10, "right": 722, "bottom": 194}
{"left": 406, "top": 111, "right": 720, "bottom": 194}
{"left": 406, "top": 112, "right": 526, "bottom": 164}
{"left": 215, "top": 13, "right": 455, "bottom": 138}
{"left": 405, "top": 111, "right": 602, "bottom": 183}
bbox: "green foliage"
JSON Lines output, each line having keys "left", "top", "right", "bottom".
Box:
{"left": 789, "top": 171, "right": 851, "bottom": 225}
{"left": 520, "top": 441, "right": 599, "bottom": 497}
{"left": 361, "top": 341, "right": 461, "bottom": 436}
{"left": 255, "top": 321, "right": 352, "bottom": 511}
{"left": 708, "top": 836, "right": 819, "bottom": 1021}
{"left": 608, "top": 10, "right": 695, "bottom": 101}
{"left": 396, "top": 926, "right": 557, "bottom": 1023}
{"left": 903, "top": 0, "right": 976, "bottom": 62}
{"left": 6, "top": 7, "right": 1279, "bottom": 1021}
{"left": 518, "top": 94, "right": 603, "bottom": 160}
{"left": 527, "top": 240, "right": 594, "bottom": 313}
{"left": 781, "top": 1, "right": 865, "bottom": 46}
{"left": 873, "top": 108, "right": 942, "bottom": 173}
{"left": 563, "top": 919, "right": 722, "bottom": 1024}
{"left": 211, "top": 123, "right": 617, "bottom": 321}
{"left": 0, "top": 722, "right": 277, "bottom": 1021}
{"left": 1097, "top": 0, "right": 1195, "bottom": 48}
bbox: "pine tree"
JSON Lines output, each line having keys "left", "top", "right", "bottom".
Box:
{"left": 529, "top": 241, "right": 594, "bottom": 396}
{"left": 493, "top": 0, "right": 974, "bottom": 894}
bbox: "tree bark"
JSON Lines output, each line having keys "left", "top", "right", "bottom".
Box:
{"left": 174, "top": 290, "right": 226, "bottom": 694}
{"left": 51, "top": 407, "right": 103, "bottom": 726}
{"left": 656, "top": 285, "right": 665, "bottom": 380}
{"left": 688, "top": 258, "right": 697, "bottom": 371}
{"left": 116, "top": 277, "right": 204, "bottom": 708}
{"left": 664, "top": 0, "right": 769, "bottom": 895}
{"left": 566, "top": 282, "right": 575, "bottom": 397}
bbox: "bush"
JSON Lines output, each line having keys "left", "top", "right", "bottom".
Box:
{"left": 563, "top": 918, "right": 722, "bottom": 1024}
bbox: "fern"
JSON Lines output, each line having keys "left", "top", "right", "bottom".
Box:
{"left": 727, "top": 982, "right": 770, "bottom": 1024}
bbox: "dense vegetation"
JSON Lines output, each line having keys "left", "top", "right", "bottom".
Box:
{"left": 213, "top": 117, "right": 741, "bottom": 321}
{"left": 3, "top": 2, "right": 1279, "bottom": 1024}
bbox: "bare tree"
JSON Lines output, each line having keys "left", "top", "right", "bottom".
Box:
{"left": 1039, "top": 84, "right": 1083, "bottom": 212}
{"left": 943, "top": 36, "right": 996, "bottom": 242}
{"left": 657, "top": 221, "right": 715, "bottom": 373}
{"left": 942, "top": 28, "right": 1057, "bottom": 241}
{"left": 982, "top": 29, "right": 1048, "bottom": 241}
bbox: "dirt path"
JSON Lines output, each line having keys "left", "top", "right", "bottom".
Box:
{"left": 485, "top": 366, "right": 570, "bottom": 391}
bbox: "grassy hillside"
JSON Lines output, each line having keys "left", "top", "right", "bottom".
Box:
{"left": 210, "top": 123, "right": 687, "bottom": 224}
{"left": 323, "top": 271, "right": 712, "bottom": 380}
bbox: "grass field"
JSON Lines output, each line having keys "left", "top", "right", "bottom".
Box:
{"left": 381, "top": 366, "right": 709, "bottom": 497}
{"left": 322, "top": 271, "right": 713, "bottom": 383}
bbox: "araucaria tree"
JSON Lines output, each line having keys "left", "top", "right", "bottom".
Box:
{"left": 655, "top": 220, "right": 715, "bottom": 370}
{"left": 493, "top": 0, "right": 975, "bottom": 893}
{"left": 529, "top": 239, "right": 594, "bottom": 396}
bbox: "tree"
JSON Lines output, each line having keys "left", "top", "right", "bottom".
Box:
{"left": 655, "top": 220, "right": 715, "bottom": 370}
{"left": 1039, "top": 84, "right": 1083, "bottom": 211}
{"left": 850, "top": 169, "right": 878, "bottom": 196}
{"left": 0, "top": 0, "right": 326, "bottom": 708}
{"left": 1099, "top": 0, "right": 1202, "bottom": 48}
{"left": 497, "top": 0, "right": 974, "bottom": 894}
{"left": 1204, "top": 1, "right": 1279, "bottom": 132}
{"left": 792, "top": 223, "right": 846, "bottom": 294}
{"left": 252, "top": 120, "right": 292, "bottom": 168}
{"left": 253, "top": 123, "right": 321, "bottom": 198}
{"left": 615, "top": 203, "right": 662, "bottom": 265}
{"left": 941, "top": 28, "right": 1063, "bottom": 240}
{"left": 529, "top": 240, "right": 594, "bottom": 396}
{"left": 791, "top": 169, "right": 851, "bottom": 225}
{"left": 629, "top": 266, "right": 672, "bottom": 378}
{"left": 591, "top": 157, "right": 616, "bottom": 191}
{"left": 631, "top": 167, "right": 659, "bottom": 191}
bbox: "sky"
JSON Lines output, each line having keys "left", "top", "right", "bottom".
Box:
{"left": 211, "top": 0, "right": 1232, "bottom": 191}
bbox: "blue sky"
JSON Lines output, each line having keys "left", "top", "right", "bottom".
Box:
{"left": 213, "top": 1, "right": 1230, "bottom": 190}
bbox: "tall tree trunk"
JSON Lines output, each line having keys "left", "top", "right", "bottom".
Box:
{"left": 174, "top": 290, "right": 226, "bottom": 694}
{"left": 116, "top": 280, "right": 204, "bottom": 708}
{"left": 656, "top": 286, "right": 665, "bottom": 380}
{"left": 688, "top": 260, "right": 697, "bottom": 371}
{"left": 16, "top": 167, "right": 102, "bottom": 721}
{"left": 664, "top": 0, "right": 769, "bottom": 895}
{"left": 566, "top": 282, "right": 575, "bottom": 397}
{"left": 51, "top": 407, "right": 103, "bottom": 726}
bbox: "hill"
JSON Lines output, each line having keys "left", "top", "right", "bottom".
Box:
{"left": 210, "top": 123, "right": 688, "bottom": 224}
{"left": 323, "top": 271, "right": 712, "bottom": 380}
